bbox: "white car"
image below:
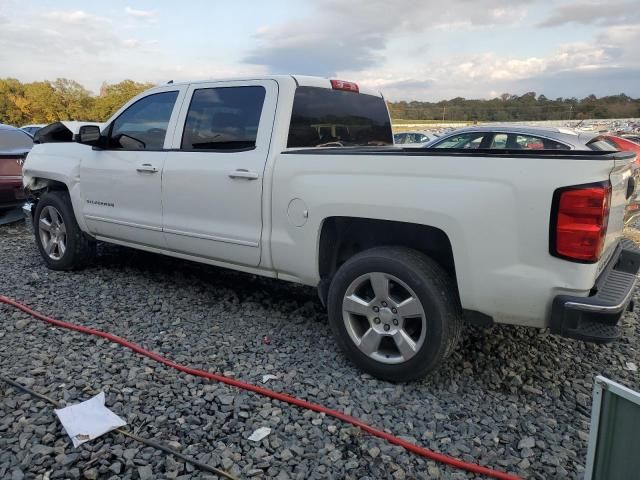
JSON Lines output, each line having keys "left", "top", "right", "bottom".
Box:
{"left": 22, "top": 76, "right": 640, "bottom": 381}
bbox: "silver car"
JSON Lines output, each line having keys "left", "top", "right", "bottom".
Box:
{"left": 393, "top": 130, "right": 438, "bottom": 147}
{"left": 424, "top": 125, "right": 617, "bottom": 151}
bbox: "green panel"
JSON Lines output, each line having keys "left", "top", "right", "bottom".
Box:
{"left": 593, "top": 389, "right": 640, "bottom": 480}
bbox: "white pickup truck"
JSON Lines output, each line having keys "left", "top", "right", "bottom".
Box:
{"left": 22, "top": 75, "right": 640, "bottom": 381}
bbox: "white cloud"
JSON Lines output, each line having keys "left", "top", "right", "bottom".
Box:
{"left": 243, "top": 0, "right": 640, "bottom": 100}
{"left": 124, "top": 7, "right": 158, "bottom": 20}
{"left": 45, "top": 10, "right": 103, "bottom": 24}
{"left": 539, "top": 1, "right": 640, "bottom": 27}
{"left": 245, "top": 0, "right": 533, "bottom": 75}
{"left": 341, "top": 37, "right": 638, "bottom": 100}
{"left": 0, "top": 9, "right": 160, "bottom": 90}
{"left": 1, "top": 1, "right": 638, "bottom": 102}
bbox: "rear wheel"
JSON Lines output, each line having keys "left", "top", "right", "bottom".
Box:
{"left": 328, "top": 247, "right": 462, "bottom": 381}
{"left": 34, "top": 191, "right": 93, "bottom": 270}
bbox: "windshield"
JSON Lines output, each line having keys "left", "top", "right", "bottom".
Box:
{"left": 287, "top": 86, "right": 393, "bottom": 148}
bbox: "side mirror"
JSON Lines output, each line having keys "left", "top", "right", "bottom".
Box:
{"left": 77, "top": 125, "right": 102, "bottom": 146}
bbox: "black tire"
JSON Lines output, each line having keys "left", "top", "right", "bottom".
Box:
{"left": 327, "top": 246, "right": 462, "bottom": 382}
{"left": 33, "top": 191, "right": 93, "bottom": 270}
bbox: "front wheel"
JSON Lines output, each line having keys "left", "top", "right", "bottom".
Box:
{"left": 33, "top": 191, "right": 93, "bottom": 270}
{"left": 327, "top": 247, "right": 462, "bottom": 382}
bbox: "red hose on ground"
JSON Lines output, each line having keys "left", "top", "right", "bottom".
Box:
{"left": 0, "top": 295, "right": 521, "bottom": 480}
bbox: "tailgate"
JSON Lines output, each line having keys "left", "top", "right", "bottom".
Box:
{"left": 601, "top": 152, "right": 638, "bottom": 268}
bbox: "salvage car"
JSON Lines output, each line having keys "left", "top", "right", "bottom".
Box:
{"left": 603, "top": 135, "right": 640, "bottom": 158}
{"left": 425, "top": 125, "right": 618, "bottom": 150}
{"left": 0, "top": 124, "right": 32, "bottom": 210}
{"left": 22, "top": 76, "right": 640, "bottom": 381}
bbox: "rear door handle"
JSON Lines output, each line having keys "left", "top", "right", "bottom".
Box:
{"left": 228, "top": 169, "right": 259, "bottom": 180}
{"left": 136, "top": 163, "right": 158, "bottom": 173}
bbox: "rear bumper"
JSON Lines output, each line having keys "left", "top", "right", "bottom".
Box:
{"left": 550, "top": 239, "right": 640, "bottom": 343}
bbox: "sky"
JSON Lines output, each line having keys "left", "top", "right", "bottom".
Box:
{"left": 0, "top": 0, "right": 639, "bottom": 101}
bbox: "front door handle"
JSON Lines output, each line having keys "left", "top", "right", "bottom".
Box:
{"left": 136, "top": 164, "right": 158, "bottom": 174}
{"left": 228, "top": 169, "right": 259, "bottom": 180}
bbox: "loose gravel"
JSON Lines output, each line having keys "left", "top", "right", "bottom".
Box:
{"left": 1, "top": 221, "right": 640, "bottom": 479}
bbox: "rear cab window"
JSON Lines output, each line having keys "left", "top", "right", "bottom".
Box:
{"left": 287, "top": 86, "right": 393, "bottom": 148}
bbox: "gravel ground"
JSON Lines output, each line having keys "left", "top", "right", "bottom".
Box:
{"left": 1, "top": 221, "right": 640, "bottom": 480}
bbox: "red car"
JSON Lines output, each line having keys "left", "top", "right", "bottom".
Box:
{"left": 0, "top": 124, "right": 33, "bottom": 211}
{"left": 603, "top": 135, "right": 640, "bottom": 161}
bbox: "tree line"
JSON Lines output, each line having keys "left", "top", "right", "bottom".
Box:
{"left": 0, "top": 78, "right": 154, "bottom": 126}
{"left": 387, "top": 92, "right": 640, "bottom": 122}
{"left": 1, "top": 78, "right": 639, "bottom": 126}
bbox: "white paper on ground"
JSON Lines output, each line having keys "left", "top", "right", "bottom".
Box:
{"left": 248, "top": 427, "right": 272, "bottom": 442}
{"left": 262, "top": 374, "right": 278, "bottom": 383}
{"left": 54, "top": 392, "right": 127, "bottom": 447}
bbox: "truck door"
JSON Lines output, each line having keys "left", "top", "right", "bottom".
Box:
{"left": 162, "top": 80, "right": 277, "bottom": 267}
{"left": 80, "top": 87, "right": 184, "bottom": 247}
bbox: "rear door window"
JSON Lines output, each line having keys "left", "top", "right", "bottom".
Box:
{"left": 489, "top": 133, "right": 571, "bottom": 150}
{"left": 181, "top": 86, "right": 266, "bottom": 151}
{"left": 287, "top": 86, "right": 392, "bottom": 148}
{"left": 515, "top": 134, "right": 570, "bottom": 150}
{"left": 490, "top": 133, "right": 508, "bottom": 149}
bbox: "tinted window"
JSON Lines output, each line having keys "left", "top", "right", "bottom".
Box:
{"left": 287, "top": 86, "right": 392, "bottom": 148}
{"left": 587, "top": 137, "right": 619, "bottom": 151}
{"left": 433, "top": 132, "right": 485, "bottom": 149}
{"left": 397, "top": 133, "right": 430, "bottom": 144}
{"left": 181, "top": 86, "right": 266, "bottom": 150}
{"left": 21, "top": 127, "right": 41, "bottom": 136}
{"left": 515, "top": 134, "right": 570, "bottom": 150}
{"left": 489, "top": 133, "right": 570, "bottom": 150}
{"left": 108, "top": 91, "right": 178, "bottom": 150}
{"left": 490, "top": 133, "right": 508, "bottom": 148}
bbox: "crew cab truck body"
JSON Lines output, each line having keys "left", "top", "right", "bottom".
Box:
{"left": 22, "top": 75, "right": 640, "bottom": 381}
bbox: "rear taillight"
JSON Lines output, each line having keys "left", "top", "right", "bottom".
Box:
{"left": 550, "top": 182, "right": 611, "bottom": 263}
{"left": 330, "top": 79, "right": 359, "bottom": 93}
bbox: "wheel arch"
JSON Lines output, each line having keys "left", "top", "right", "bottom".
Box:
{"left": 317, "top": 217, "right": 458, "bottom": 305}
{"left": 25, "top": 177, "right": 91, "bottom": 235}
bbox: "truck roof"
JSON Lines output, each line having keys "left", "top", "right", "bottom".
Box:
{"left": 153, "top": 75, "right": 383, "bottom": 97}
